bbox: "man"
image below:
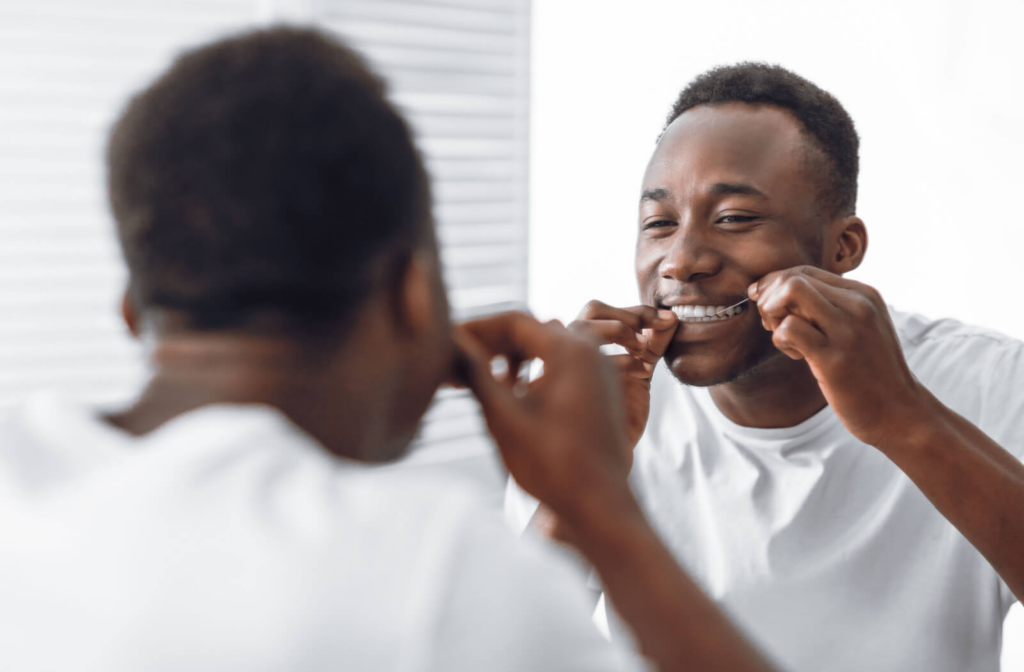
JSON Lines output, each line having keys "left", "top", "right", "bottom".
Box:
{"left": 509, "top": 63, "right": 1024, "bottom": 672}
{"left": 0, "top": 28, "right": 788, "bottom": 672}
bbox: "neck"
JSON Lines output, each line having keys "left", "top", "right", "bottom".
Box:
{"left": 105, "top": 333, "right": 385, "bottom": 461}
{"left": 708, "top": 353, "right": 827, "bottom": 429}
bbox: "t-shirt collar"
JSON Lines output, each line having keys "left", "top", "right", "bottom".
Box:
{"left": 692, "top": 385, "right": 842, "bottom": 446}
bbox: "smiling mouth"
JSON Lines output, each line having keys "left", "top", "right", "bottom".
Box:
{"left": 667, "top": 302, "right": 747, "bottom": 323}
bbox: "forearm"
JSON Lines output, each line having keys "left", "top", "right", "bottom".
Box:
{"left": 565, "top": 491, "right": 779, "bottom": 672}
{"left": 878, "top": 388, "right": 1024, "bottom": 600}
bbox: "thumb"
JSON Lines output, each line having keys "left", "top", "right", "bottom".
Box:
{"left": 643, "top": 309, "right": 678, "bottom": 362}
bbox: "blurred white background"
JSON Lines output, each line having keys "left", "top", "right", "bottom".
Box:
{"left": 1, "top": 0, "right": 1021, "bottom": 664}
{"left": 528, "top": 0, "right": 1023, "bottom": 666}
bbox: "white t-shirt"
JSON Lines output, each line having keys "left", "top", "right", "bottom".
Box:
{"left": 508, "top": 308, "right": 1024, "bottom": 672}
{"left": 0, "top": 394, "right": 646, "bottom": 672}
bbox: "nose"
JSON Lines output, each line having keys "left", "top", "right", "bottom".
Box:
{"left": 659, "top": 222, "right": 721, "bottom": 283}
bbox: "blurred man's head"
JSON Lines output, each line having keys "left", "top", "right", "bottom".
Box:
{"left": 636, "top": 63, "right": 867, "bottom": 387}
{"left": 107, "top": 27, "right": 452, "bottom": 460}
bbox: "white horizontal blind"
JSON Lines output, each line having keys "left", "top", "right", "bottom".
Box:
{"left": 0, "top": 0, "right": 263, "bottom": 406}
{"left": 316, "top": 0, "right": 530, "bottom": 467}
{"left": 0, "top": 1, "right": 529, "bottom": 492}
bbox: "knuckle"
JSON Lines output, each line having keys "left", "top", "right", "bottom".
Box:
{"left": 633, "top": 304, "right": 659, "bottom": 322}
{"left": 616, "top": 321, "right": 635, "bottom": 341}
{"left": 785, "top": 276, "right": 811, "bottom": 296}
{"left": 566, "top": 319, "right": 586, "bottom": 333}
{"left": 580, "top": 300, "right": 607, "bottom": 319}
{"left": 863, "top": 285, "right": 884, "bottom": 306}
{"left": 850, "top": 295, "right": 875, "bottom": 319}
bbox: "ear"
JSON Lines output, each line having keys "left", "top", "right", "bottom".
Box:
{"left": 394, "top": 249, "right": 445, "bottom": 338}
{"left": 825, "top": 216, "right": 868, "bottom": 274}
{"left": 120, "top": 288, "right": 142, "bottom": 338}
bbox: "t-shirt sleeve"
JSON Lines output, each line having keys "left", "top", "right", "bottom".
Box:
{"left": 424, "top": 509, "right": 649, "bottom": 672}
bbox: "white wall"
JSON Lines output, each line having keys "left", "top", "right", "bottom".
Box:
{"left": 529, "top": 0, "right": 1023, "bottom": 667}
{"left": 529, "top": 0, "right": 1024, "bottom": 334}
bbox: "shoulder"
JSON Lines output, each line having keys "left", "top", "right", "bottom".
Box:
{"left": 891, "top": 307, "right": 1024, "bottom": 389}
{"left": 891, "top": 307, "right": 1024, "bottom": 453}
{"left": 892, "top": 308, "right": 1023, "bottom": 358}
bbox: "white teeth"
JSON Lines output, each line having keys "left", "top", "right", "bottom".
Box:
{"left": 668, "top": 303, "right": 746, "bottom": 323}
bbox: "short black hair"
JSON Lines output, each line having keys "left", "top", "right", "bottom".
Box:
{"left": 107, "top": 26, "right": 430, "bottom": 331}
{"left": 665, "top": 62, "right": 859, "bottom": 217}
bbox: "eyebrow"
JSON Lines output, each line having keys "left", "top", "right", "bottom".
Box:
{"left": 708, "top": 182, "right": 768, "bottom": 199}
{"left": 640, "top": 182, "right": 768, "bottom": 205}
{"left": 640, "top": 187, "right": 670, "bottom": 204}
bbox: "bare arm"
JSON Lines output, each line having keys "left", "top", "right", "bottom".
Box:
{"left": 457, "top": 313, "right": 780, "bottom": 672}
{"left": 752, "top": 266, "right": 1024, "bottom": 601}
{"left": 877, "top": 390, "right": 1024, "bottom": 600}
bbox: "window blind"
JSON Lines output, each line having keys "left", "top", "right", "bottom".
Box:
{"left": 0, "top": 0, "right": 530, "bottom": 495}
{"left": 0, "top": 0, "right": 262, "bottom": 405}
{"left": 315, "top": 0, "right": 529, "bottom": 468}
{"left": 316, "top": 0, "right": 530, "bottom": 317}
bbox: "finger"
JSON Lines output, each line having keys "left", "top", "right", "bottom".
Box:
{"left": 568, "top": 319, "right": 648, "bottom": 353}
{"left": 641, "top": 311, "right": 679, "bottom": 361}
{"left": 778, "top": 267, "right": 888, "bottom": 314}
{"left": 459, "top": 311, "right": 560, "bottom": 362}
{"left": 774, "top": 265, "right": 861, "bottom": 291}
{"left": 807, "top": 280, "right": 885, "bottom": 328}
{"left": 623, "top": 305, "right": 678, "bottom": 331}
{"left": 452, "top": 326, "right": 520, "bottom": 420}
{"left": 757, "top": 275, "right": 844, "bottom": 333}
{"left": 608, "top": 354, "right": 652, "bottom": 380}
{"left": 578, "top": 301, "right": 676, "bottom": 331}
{"left": 752, "top": 268, "right": 889, "bottom": 335}
{"left": 750, "top": 265, "right": 871, "bottom": 301}
{"left": 771, "top": 314, "right": 828, "bottom": 360}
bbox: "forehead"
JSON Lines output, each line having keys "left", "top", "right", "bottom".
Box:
{"left": 643, "top": 103, "right": 811, "bottom": 198}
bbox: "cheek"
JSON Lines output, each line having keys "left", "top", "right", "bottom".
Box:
{"left": 634, "top": 242, "right": 661, "bottom": 301}
{"left": 725, "top": 230, "right": 813, "bottom": 278}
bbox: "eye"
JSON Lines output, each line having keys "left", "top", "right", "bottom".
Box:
{"left": 642, "top": 220, "right": 676, "bottom": 230}
{"left": 718, "top": 214, "right": 758, "bottom": 224}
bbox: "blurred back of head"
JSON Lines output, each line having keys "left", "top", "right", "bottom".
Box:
{"left": 107, "top": 26, "right": 432, "bottom": 335}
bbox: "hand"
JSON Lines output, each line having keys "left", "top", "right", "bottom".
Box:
{"left": 457, "top": 316, "right": 784, "bottom": 672}
{"left": 568, "top": 301, "right": 678, "bottom": 452}
{"left": 455, "top": 312, "right": 634, "bottom": 523}
{"left": 750, "top": 266, "right": 930, "bottom": 449}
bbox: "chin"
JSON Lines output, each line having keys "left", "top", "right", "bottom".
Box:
{"left": 666, "top": 356, "right": 744, "bottom": 387}
{"left": 664, "top": 338, "right": 780, "bottom": 388}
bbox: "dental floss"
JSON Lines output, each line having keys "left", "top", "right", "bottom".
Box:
{"left": 715, "top": 297, "right": 751, "bottom": 316}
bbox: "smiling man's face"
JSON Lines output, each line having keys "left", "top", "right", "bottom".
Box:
{"left": 636, "top": 102, "right": 831, "bottom": 387}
